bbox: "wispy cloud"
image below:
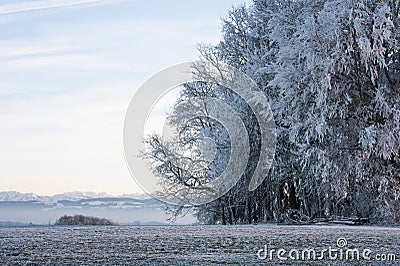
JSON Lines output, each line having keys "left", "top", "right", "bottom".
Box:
{"left": 0, "top": 0, "right": 120, "bottom": 15}
{"left": 0, "top": 17, "right": 221, "bottom": 74}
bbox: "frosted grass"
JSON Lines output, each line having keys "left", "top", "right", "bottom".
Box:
{"left": 0, "top": 225, "right": 399, "bottom": 265}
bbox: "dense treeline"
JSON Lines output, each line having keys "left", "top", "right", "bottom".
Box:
{"left": 55, "top": 215, "right": 118, "bottom": 226}
{"left": 146, "top": 0, "right": 400, "bottom": 224}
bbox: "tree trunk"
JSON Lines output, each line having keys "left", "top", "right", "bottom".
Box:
{"left": 221, "top": 203, "right": 226, "bottom": 225}
{"left": 228, "top": 206, "right": 233, "bottom": 225}
{"left": 289, "top": 182, "right": 299, "bottom": 210}
{"left": 246, "top": 197, "right": 252, "bottom": 224}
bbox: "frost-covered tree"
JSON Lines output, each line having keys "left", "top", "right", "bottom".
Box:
{"left": 144, "top": 0, "right": 400, "bottom": 224}
{"left": 267, "top": 0, "right": 400, "bottom": 222}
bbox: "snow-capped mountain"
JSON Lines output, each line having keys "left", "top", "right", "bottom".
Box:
{"left": 0, "top": 191, "right": 41, "bottom": 202}
{"left": 0, "top": 191, "right": 149, "bottom": 203}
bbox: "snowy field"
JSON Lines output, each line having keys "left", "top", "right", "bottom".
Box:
{"left": 0, "top": 225, "right": 399, "bottom": 265}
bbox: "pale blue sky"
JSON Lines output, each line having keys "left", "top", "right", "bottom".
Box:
{"left": 0, "top": 0, "right": 246, "bottom": 195}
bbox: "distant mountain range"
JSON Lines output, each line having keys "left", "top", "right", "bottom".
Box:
{"left": 0, "top": 191, "right": 196, "bottom": 225}
{"left": 0, "top": 191, "right": 151, "bottom": 203}
{"left": 0, "top": 191, "right": 163, "bottom": 214}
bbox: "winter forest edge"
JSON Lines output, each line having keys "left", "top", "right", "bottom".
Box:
{"left": 144, "top": 0, "right": 400, "bottom": 225}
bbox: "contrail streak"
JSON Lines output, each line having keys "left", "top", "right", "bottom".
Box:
{"left": 0, "top": 0, "right": 116, "bottom": 15}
